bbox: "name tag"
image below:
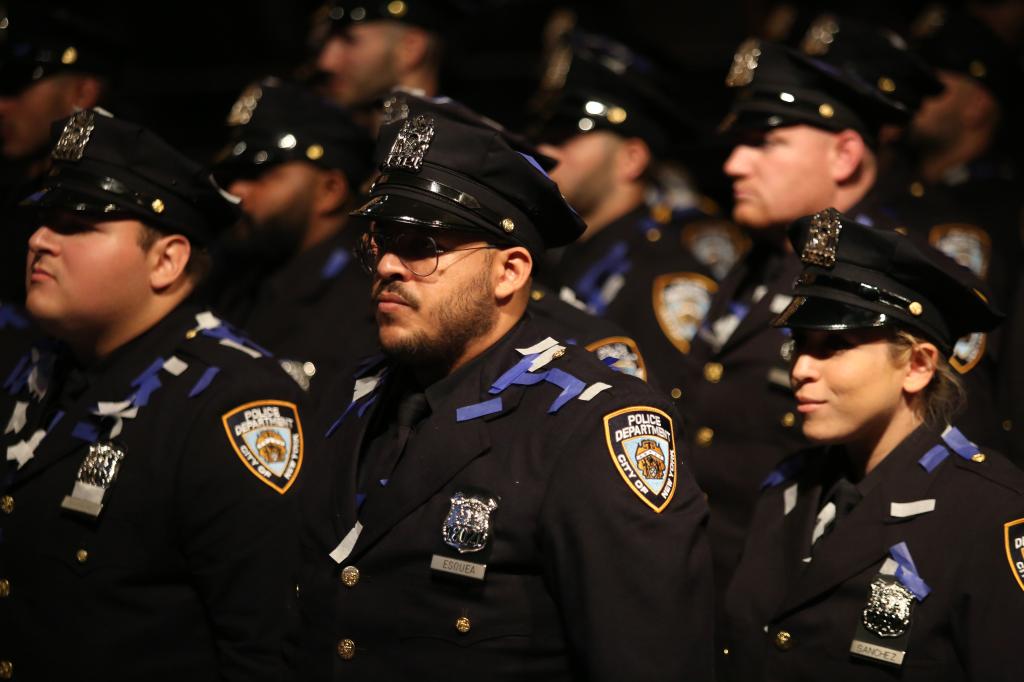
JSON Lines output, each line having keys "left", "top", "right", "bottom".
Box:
{"left": 430, "top": 554, "right": 487, "bottom": 580}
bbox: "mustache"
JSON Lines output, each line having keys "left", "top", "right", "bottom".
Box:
{"left": 372, "top": 280, "right": 420, "bottom": 310}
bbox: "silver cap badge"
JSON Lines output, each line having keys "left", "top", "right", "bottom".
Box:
{"left": 383, "top": 114, "right": 435, "bottom": 172}
{"left": 52, "top": 110, "right": 96, "bottom": 162}
{"left": 802, "top": 208, "right": 844, "bottom": 267}
{"left": 862, "top": 576, "right": 915, "bottom": 638}
{"left": 442, "top": 492, "right": 498, "bottom": 554}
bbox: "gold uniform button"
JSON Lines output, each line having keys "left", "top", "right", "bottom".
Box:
{"left": 455, "top": 616, "right": 471, "bottom": 634}
{"left": 781, "top": 412, "right": 796, "bottom": 428}
{"left": 670, "top": 387, "right": 682, "bottom": 400}
{"left": 530, "top": 289, "right": 544, "bottom": 302}
{"left": 340, "top": 566, "right": 360, "bottom": 587}
{"left": 971, "top": 453, "right": 987, "bottom": 463}
{"left": 185, "top": 329, "right": 199, "bottom": 339}
{"left": 337, "top": 638, "right": 356, "bottom": 660}
{"left": 75, "top": 549, "right": 89, "bottom": 564}
{"left": 0, "top": 660, "right": 11, "bottom": 679}
{"left": 908, "top": 301, "right": 923, "bottom": 316}
{"left": 722, "top": 647, "right": 730, "bottom": 656}
{"left": 818, "top": 103, "right": 834, "bottom": 118}
{"left": 645, "top": 227, "right": 662, "bottom": 242}
{"left": 1002, "top": 419, "right": 1013, "bottom": 432}
{"left": 0, "top": 579, "right": 9, "bottom": 598}
{"left": 703, "top": 362, "right": 724, "bottom": 384}
{"left": 909, "top": 181, "right": 925, "bottom": 198}
{"left": 696, "top": 427, "right": 714, "bottom": 447}
{"left": 774, "top": 630, "right": 793, "bottom": 650}
{"left": 0, "top": 495, "right": 12, "bottom": 514}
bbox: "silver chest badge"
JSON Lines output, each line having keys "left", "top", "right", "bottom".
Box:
{"left": 52, "top": 110, "right": 96, "bottom": 162}
{"left": 862, "top": 576, "right": 914, "bottom": 638}
{"left": 802, "top": 208, "right": 843, "bottom": 267}
{"left": 60, "top": 441, "right": 126, "bottom": 517}
{"left": 442, "top": 492, "right": 498, "bottom": 554}
{"left": 383, "top": 114, "right": 435, "bottom": 172}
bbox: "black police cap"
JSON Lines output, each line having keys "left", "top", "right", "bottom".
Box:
{"left": 721, "top": 39, "right": 910, "bottom": 144}
{"left": 531, "top": 28, "right": 691, "bottom": 157}
{"left": 912, "top": 7, "right": 1021, "bottom": 113}
{"left": 20, "top": 109, "right": 241, "bottom": 245}
{"left": 352, "top": 94, "right": 586, "bottom": 256}
{"left": 800, "top": 14, "right": 943, "bottom": 115}
{"left": 0, "top": 8, "right": 116, "bottom": 97}
{"left": 772, "top": 208, "right": 1002, "bottom": 357}
{"left": 314, "top": 0, "right": 460, "bottom": 35}
{"left": 212, "top": 78, "right": 373, "bottom": 190}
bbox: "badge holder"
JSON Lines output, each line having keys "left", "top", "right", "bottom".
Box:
{"left": 430, "top": 488, "right": 499, "bottom": 582}
{"left": 60, "top": 441, "right": 125, "bottom": 517}
{"left": 849, "top": 574, "right": 915, "bottom": 667}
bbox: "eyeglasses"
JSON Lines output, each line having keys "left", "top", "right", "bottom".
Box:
{"left": 355, "top": 229, "right": 500, "bottom": 277}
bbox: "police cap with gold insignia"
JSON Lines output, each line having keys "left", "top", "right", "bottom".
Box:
{"left": 20, "top": 109, "right": 241, "bottom": 245}
{"left": 721, "top": 39, "right": 910, "bottom": 144}
{"left": 772, "top": 208, "right": 1003, "bottom": 357}
{"left": 0, "top": 8, "right": 116, "bottom": 97}
{"left": 800, "top": 14, "right": 943, "bottom": 115}
{"left": 352, "top": 94, "right": 586, "bottom": 255}
{"left": 212, "top": 78, "right": 373, "bottom": 190}
{"left": 531, "top": 28, "right": 690, "bottom": 157}
{"left": 314, "top": 0, "right": 458, "bottom": 34}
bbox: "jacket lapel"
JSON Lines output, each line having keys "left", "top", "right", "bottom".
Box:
{"left": 774, "top": 431, "right": 942, "bottom": 617}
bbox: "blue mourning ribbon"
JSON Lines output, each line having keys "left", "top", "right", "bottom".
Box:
{"left": 761, "top": 453, "right": 806, "bottom": 489}
{"left": 456, "top": 397, "right": 503, "bottom": 422}
{"left": 201, "top": 323, "right": 272, "bottom": 357}
{"left": 489, "top": 353, "right": 539, "bottom": 394}
{"left": 130, "top": 357, "right": 165, "bottom": 407}
{"left": 188, "top": 366, "right": 220, "bottom": 398}
{"left": 3, "top": 353, "right": 30, "bottom": 395}
{"left": 889, "top": 542, "right": 931, "bottom": 600}
{"left": 942, "top": 427, "right": 980, "bottom": 460}
{"left": 48, "top": 411, "right": 64, "bottom": 431}
{"left": 918, "top": 444, "right": 950, "bottom": 473}
{"left": 0, "top": 306, "right": 29, "bottom": 330}
{"left": 71, "top": 420, "right": 99, "bottom": 443}
{"left": 572, "top": 241, "right": 632, "bottom": 315}
{"left": 543, "top": 368, "right": 585, "bottom": 413}
{"left": 321, "top": 247, "right": 350, "bottom": 280}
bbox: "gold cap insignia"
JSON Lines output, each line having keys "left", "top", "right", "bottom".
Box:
{"left": 227, "top": 83, "right": 264, "bottom": 126}
{"left": 801, "top": 14, "right": 839, "bottom": 56}
{"left": 52, "top": 110, "right": 96, "bottom": 162}
{"left": 726, "top": 38, "right": 762, "bottom": 88}
{"left": 801, "top": 208, "right": 843, "bottom": 267}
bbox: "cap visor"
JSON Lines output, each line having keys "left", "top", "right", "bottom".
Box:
{"left": 18, "top": 183, "right": 131, "bottom": 216}
{"left": 351, "top": 191, "right": 488, "bottom": 233}
{"left": 772, "top": 295, "right": 890, "bottom": 330}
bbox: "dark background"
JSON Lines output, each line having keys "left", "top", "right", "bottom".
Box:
{"left": 2, "top": 0, "right": 970, "bottom": 203}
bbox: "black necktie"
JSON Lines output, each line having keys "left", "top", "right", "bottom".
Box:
{"left": 357, "top": 392, "right": 430, "bottom": 495}
{"left": 812, "top": 477, "right": 862, "bottom": 548}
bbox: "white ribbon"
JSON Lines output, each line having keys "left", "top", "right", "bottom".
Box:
{"left": 93, "top": 400, "right": 140, "bottom": 439}
{"left": 5, "top": 401, "right": 28, "bottom": 435}
{"left": 7, "top": 428, "right": 46, "bottom": 468}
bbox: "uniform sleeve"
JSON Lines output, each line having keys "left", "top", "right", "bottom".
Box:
{"left": 955, "top": 496, "right": 1024, "bottom": 681}
{"left": 176, "top": 381, "right": 307, "bottom": 682}
{"left": 538, "top": 398, "right": 716, "bottom": 681}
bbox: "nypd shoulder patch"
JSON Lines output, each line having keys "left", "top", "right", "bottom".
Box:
{"left": 586, "top": 336, "right": 647, "bottom": 381}
{"left": 1004, "top": 518, "right": 1024, "bottom": 593}
{"left": 604, "top": 406, "right": 678, "bottom": 513}
{"left": 652, "top": 272, "right": 718, "bottom": 354}
{"left": 929, "top": 223, "right": 990, "bottom": 279}
{"left": 950, "top": 332, "right": 986, "bottom": 374}
{"left": 222, "top": 400, "right": 303, "bottom": 494}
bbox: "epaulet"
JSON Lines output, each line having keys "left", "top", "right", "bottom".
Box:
{"left": 186, "top": 310, "right": 273, "bottom": 360}
{"left": 761, "top": 452, "right": 808, "bottom": 489}
{"left": 455, "top": 336, "right": 614, "bottom": 423}
{"left": 922, "top": 426, "right": 1024, "bottom": 494}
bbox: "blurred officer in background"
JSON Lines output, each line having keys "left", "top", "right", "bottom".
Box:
{"left": 0, "top": 7, "right": 114, "bottom": 302}
{"left": 308, "top": 0, "right": 459, "bottom": 132}
{"left": 207, "top": 77, "right": 377, "bottom": 394}
{"left": 294, "top": 97, "right": 715, "bottom": 681}
{"left": 0, "top": 109, "right": 305, "bottom": 681}
{"left": 532, "top": 27, "right": 743, "bottom": 392}
{"left": 723, "top": 209, "right": 1023, "bottom": 681}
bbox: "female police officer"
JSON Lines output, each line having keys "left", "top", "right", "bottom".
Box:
{"left": 721, "top": 208, "right": 1024, "bottom": 681}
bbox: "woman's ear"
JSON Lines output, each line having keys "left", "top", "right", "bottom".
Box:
{"left": 903, "top": 341, "right": 939, "bottom": 396}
